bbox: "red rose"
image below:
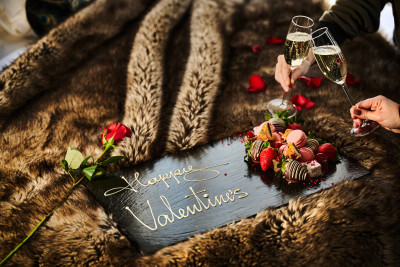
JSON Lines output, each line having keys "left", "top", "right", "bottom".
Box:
{"left": 247, "top": 75, "right": 266, "bottom": 93}
{"left": 102, "top": 122, "right": 131, "bottom": 145}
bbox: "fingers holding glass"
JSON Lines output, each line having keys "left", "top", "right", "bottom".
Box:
{"left": 311, "top": 27, "right": 379, "bottom": 137}
{"left": 269, "top": 15, "right": 314, "bottom": 115}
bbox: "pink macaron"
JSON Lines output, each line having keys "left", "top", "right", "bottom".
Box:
{"left": 279, "top": 144, "right": 288, "bottom": 154}
{"left": 270, "top": 132, "right": 283, "bottom": 148}
{"left": 298, "top": 147, "right": 315, "bottom": 163}
{"left": 286, "top": 130, "right": 307, "bottom": 148}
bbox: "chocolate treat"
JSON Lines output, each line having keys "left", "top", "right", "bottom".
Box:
{"left": 284, "top": 160, "right": 310, "bottom": 182}
{"left": 251, "top": 140, "right": 264, "bottom": 163}
{"left": 304, "top": 138, "right": 319, "bottom": 154}
{"left": 285, "top": 142, "right": 301, "bottom": 160}
{"left": 257, "top": 123, "right": 274, "bottom": 141}
{"left": 269, "top": 118, "right": 286, "bottom": 133}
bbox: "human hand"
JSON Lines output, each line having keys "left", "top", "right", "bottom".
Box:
{"left": 274, "top": 50, "right": 315, "bottom": 92}
{"left": 350, "top": 95, "right": 400, "bottom": 133}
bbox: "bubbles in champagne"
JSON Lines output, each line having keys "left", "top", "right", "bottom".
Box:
{"left": 284, "top": 32, "right": 311, "bottom": 69}
{"left": 312, "top": 45, "right": 347, "bottom": 84}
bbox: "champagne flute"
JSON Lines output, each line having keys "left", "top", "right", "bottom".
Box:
{"left": 311, "top": 27, "right": 379, "bottom": 136}
{"left": 268, "top": 15, "right": 314, "bottom": 115}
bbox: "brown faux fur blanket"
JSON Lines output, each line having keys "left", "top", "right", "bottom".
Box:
{"left": 1, "top": 0, "right": 400, "bottom": 265}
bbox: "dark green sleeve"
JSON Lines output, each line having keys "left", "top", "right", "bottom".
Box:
{"left": 319, "top": 0, "right": 389, "bottom": 39}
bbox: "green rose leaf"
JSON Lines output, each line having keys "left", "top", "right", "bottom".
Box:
{"left": 65, "top": 146, "right": 84, "bottom": 170}
{"left": 61, "top": 159, "right": 69, "bottom": 172}
{"left": 83, "top": 165, "right": 97, "bottom": 181}
{"left": 92, "top": 167, "right": 105, "bottom": 178}
{"left": 80, "top": 156, "right": 92, "bottom": 168}
{"left": 98, "top": 156, "right": 125, "bottom": 166}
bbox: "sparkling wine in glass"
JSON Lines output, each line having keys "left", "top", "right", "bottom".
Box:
{"left": 311, "top": 27, "right": 379, "bottom": 136}
{"left": 268, "top": 15, "right": 314, "bottom": 115}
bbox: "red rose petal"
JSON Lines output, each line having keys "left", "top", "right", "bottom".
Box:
{"left": 346, "top": 73, "right": 362, "bottom": 85}
{"left": 250, "top": 45, "right": 262, "bottom": 52}
{"left": 247, "top": 75, "right": 266, "bottom": 93}
{"left": 304, "top": 99, "right": 315, "bottom": 109}
{"left": 298, "top": 76, "right": 311, "bottom": 86}
{"left": 296, "top": 94, "right": 308, "bottom": 106}
{"left": 291, "top": 94, "right": 315, "bottom": 110}
{"left": 266, "top": 35, "right": 283, "bottom": 45}
{"left": 298, "top": 76, "right": 324, "bottom": 88}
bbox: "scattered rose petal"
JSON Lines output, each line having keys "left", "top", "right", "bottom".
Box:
{"left": 298, "top": 76, "right": 324, "bottom": 87}
{"left": 266, "top": 35, "right": 283, "bottom": 45}
{"left": 250, "top": 45, "right": 262, "bottom": 52}
{"left": 346, "top": 73, "right": 362, "bottom": 85}
{"left": 291, "top": 94, "right": 315, "bottom": 111}
{"left": 247, "top": 75, "right": 266, "bottom": 93}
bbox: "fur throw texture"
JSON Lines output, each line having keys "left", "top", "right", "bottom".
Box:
{"left": 1, "top": 0, "right": 400, "bottom": 265}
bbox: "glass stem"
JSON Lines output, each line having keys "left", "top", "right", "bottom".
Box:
{"left": 340, "top": 82, "right": 356, "bottom": 107}
{"left": 280, "top": 70, "right": 292, "bottom": 106}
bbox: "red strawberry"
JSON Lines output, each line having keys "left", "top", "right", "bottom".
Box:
{"left": 316, "top": 143, "right": 336, "bottom": 161}
{"left": 246, "top": 130, "right": 255, "bottom": 139}
{"left": 287, "top": 123, "right": 304, "bottom": 131}
{"left": 315, "top": 153, "right": 329, "bottom": 173}
{"left": 315, "top": 153, "right": 328, "bottom": 163}
{"left": 260, "top": 148, "right": 278, "bottom": 171}
{"left": 273, "top": 141, "right": 282, "bottom": 149}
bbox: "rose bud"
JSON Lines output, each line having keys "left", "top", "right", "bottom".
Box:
{"left": 102, "top": 122, "right": 131, "bottom": 145}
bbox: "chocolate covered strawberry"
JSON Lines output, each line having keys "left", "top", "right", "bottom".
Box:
{"left": 260, "top": 148, "right": 278, "bottom": 171}
{"left": 317, "top": 143, "right": 336, "bottom": 161}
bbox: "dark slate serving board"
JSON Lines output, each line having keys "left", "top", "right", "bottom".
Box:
{"left": 87, "top": 135, "right": 370, "bottom": 254}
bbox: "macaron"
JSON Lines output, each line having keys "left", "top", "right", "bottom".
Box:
{"left": 270, "top": 132, "right": 283, "bottom": 148}
{"left": 286, "top": 130, "right": 307, "bottom": 148}
{"left": 284, "top": 160, "right": 310, "bottom": 183}
{"left": 298, "top": 147, "right": 315, "bottom": 163}
{"left": 279, "top": 144, "right": 288, "bottom": 154}
{"left": 269, "top": 118, "right": 286, "bottom": 133}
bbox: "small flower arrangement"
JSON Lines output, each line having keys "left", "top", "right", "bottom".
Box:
{"left": 1, "top": 122, "right": 131, "bottom": 265}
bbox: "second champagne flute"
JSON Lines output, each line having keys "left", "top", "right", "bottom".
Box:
{"left": 311, "top": 27, "right": 379, "bottom": 136}
{"left": 268, "top": 15, "right": 314, "bottom": 115}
